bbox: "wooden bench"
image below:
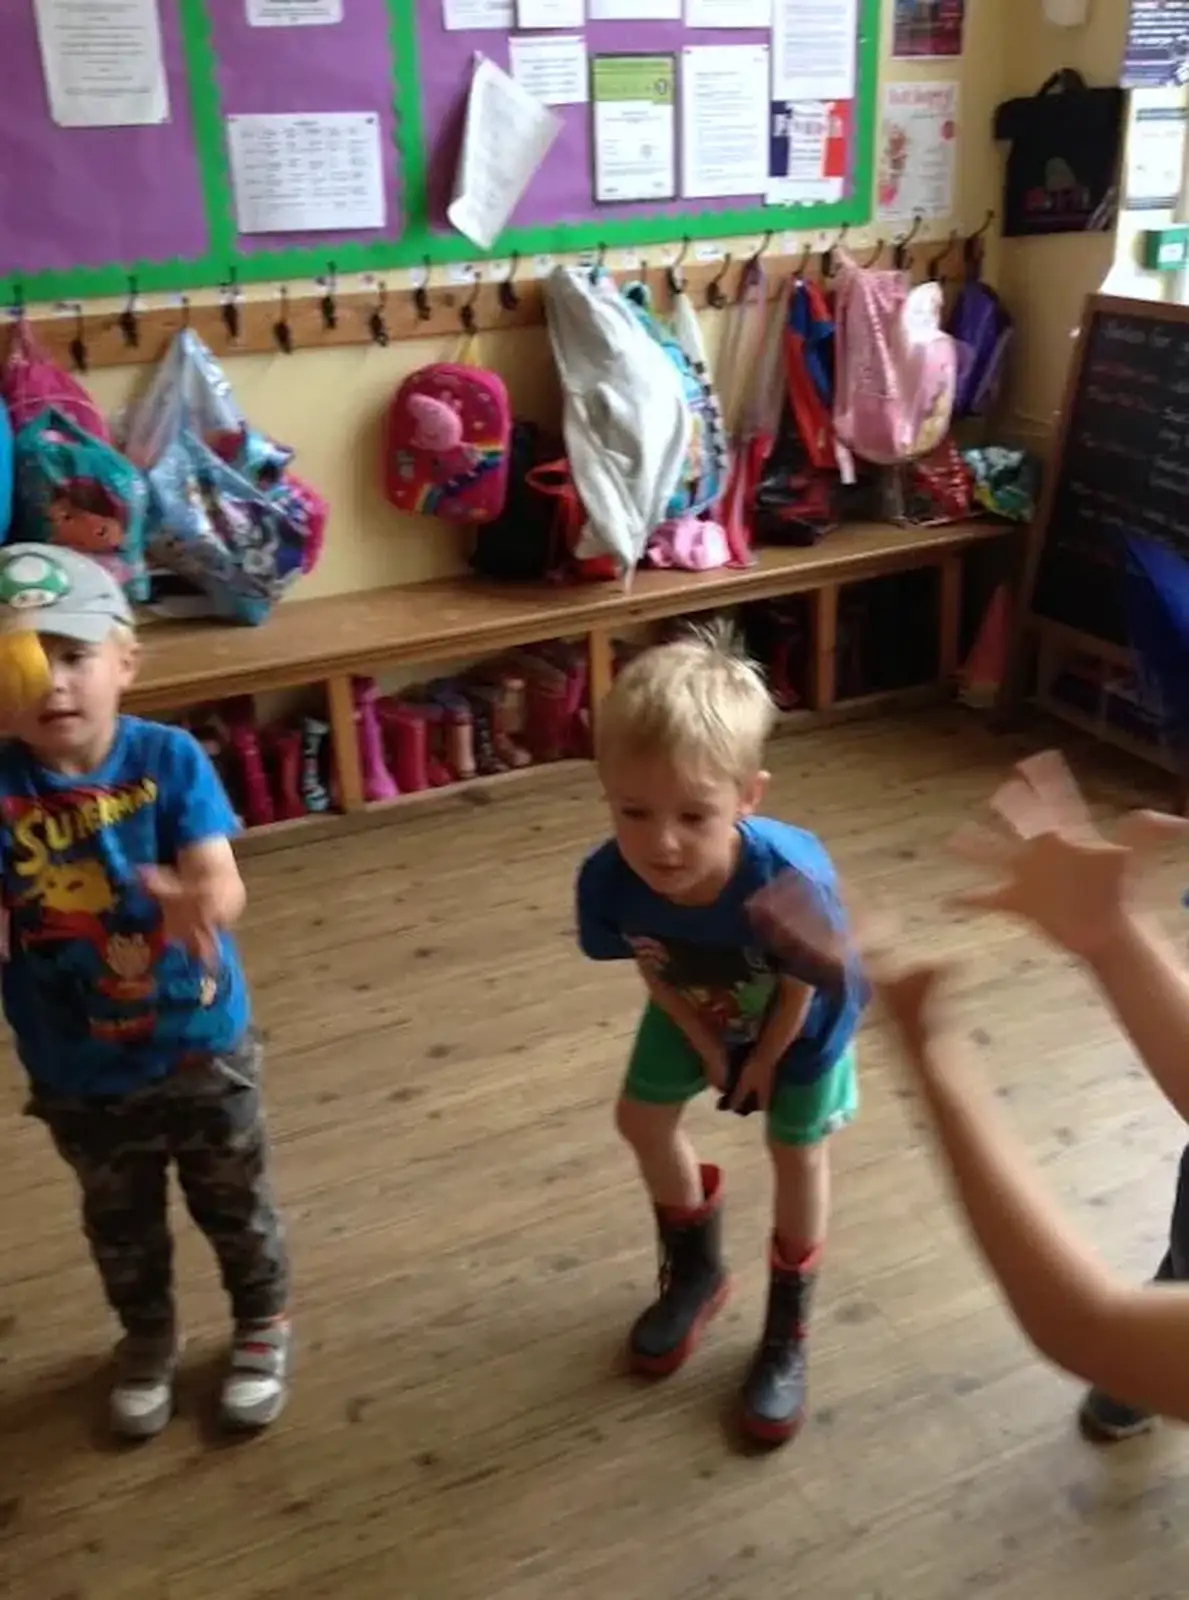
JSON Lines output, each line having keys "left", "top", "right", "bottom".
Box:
{"left": 125, "top": 519, "right": 1016, "bottom": 852}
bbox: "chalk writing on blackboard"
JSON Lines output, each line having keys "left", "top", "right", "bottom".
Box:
{"left": 1033, "top": 308, "right": 1189, "bottom": 645}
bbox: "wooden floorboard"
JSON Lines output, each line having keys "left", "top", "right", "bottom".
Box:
{"left": 2, "top": 707, "right": 1189, "bottom": 1599}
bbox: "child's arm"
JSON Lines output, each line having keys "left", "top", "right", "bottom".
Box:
{"left": 640, "top": 970, "right": 728, "bottom": 1088}
{"left": 951, "top": 749, "right": 1189, "bottom": 1125}
{"left": 726, "top": 976, "right": 813, "bottom": 1110}
{"left": 882, "top": 962, "right": 1189, "bottom": 1423}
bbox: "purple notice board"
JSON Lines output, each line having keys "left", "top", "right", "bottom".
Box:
{"left": 0, "top": 0, "right": 208, "bottom": 278}
{"left": 418, "top": 16, "right": 834, "bottom": 236}
{"left": 208, "top": 0, "right": 403, "bottom": 256}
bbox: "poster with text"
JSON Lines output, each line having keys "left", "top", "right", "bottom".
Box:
{"left": 892, "top": 0, "right": 965, "bottom": 59}
{"left": 1123, "top": 0, "right": 1189, "bottom": 87}
{"left": 876, "top": 80, "right": 957, "bottom": 222}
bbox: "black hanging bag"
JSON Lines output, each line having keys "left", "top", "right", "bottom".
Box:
{"left": 993, "top": 70, "right": 1124, "bottom": 237}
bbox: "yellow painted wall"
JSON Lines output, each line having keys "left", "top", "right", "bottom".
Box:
{"left": 62, "top": 0, "right": 1004, "bottom": 606}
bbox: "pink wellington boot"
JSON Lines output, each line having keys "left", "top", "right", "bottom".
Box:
{"left": 352, "top": 678, "right": 399, "bottom": 802}
{"left": 222, "top": 698, "right": 275, "bottom": 828}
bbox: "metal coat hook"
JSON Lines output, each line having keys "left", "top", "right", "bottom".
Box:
{"left": 180, "top": 295, "right": 192, "bottom": 330}
{"left": 414, "top": 256, "right": 432, "bottom": 321}
{"left": 746, "top": 231, "right": 773, "bottom": 274}
{"left": 69, "top": 305, "right": 88, "bottom": 374}
{"left": 822, "top": 224, "right": 848, "bottom": 278}
{"left": 964, "top": 210, "right": 995, "bottom": 279}
{"left": 119, "top": 276, "right": 139, "bottom": 348}
{"left": 9, "top": 281, "right": 24, "bottom": 321}
{"left": 460, "top": 266, "right": 481, "bottom": 336}
{"left": 498, "top": 252, "right": 521, "bottom": 312}
{"left": 928, "top": 230, "right": 959, "bottom": 282}
{"left": 221, "top": 266, "right": 240, "bottom": 341}
{"left": 589, "top": 241, "right": 607, "bottom": 281}
{"left": 369, "top": 281, "right": 389, "bottom": 347}
{"left": 667, "top": 235, "right": 691, "bottom": 296}
{"left": 893, "top": 214, "right": 923, "bottom": 270}
{"left": 706, "top": 254, "right": 732, "bottom": 310}
{"left": 273, "top": 286, "right": 293, "bottom": 354}
{"left": 863, "top": 238, "right": 884, "bottom": 268}
{"left": 322, "top": 261, "right": 338, "bottom": 331}
{"left": 796, "top": 239, "right": 813, "bottom": 277}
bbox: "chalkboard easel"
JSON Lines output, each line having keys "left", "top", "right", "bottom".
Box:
{"left": 1001, "top": 292, "right": 1189, "bottom": 794}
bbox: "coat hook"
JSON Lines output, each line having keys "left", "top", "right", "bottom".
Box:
{"left": 119, "top": 276, "right": 139, "bottom": 348}
{"left": 9, "top": 281, "right": 24, "bottom": 321}
{"left": 589, "top": 242, "right": 608, "bottom": 281}
{"left": 460, "top": 266, "right": 481, "bottom": 336}
{"left": 498, "top": 252, "right": 521, "bottom": 312}
{"left": 414, "top": 256, "right": 432, "bottom": 321}
{"left": 822, "top": 224, "right": 848, "bottom": 278}
{"left": 369, "top": 280, "right": 389, "bottom": 347}
{"left": 180, "top": 295, "right": 192, "bottom": 330}
{"left": 971, "top": 208, "right": 995, "bottom": 241}
{"left": 747, "top": 231, "right": 773, "bottom": 272}
{"left": 964, "top": 210, "right": 995, "bottom": 279}
{"left": 68, "top": 304, "right": 88, "bottom": 374}
{"left": 893, "top": 213, "right": 923, "bottom": 270}
{"left": 796, "top": 239, "right": 812, "bottom": 276}
{"left": 928, "top": 230, "right": 959, "bottom": 281}
{"left": 706, "top": 253, "right": 732, "bottom": 310}
{"left": 863, "top": 238, "right": 884, "bottom": 268}
{"left": 322, "top": 261, "right": 338, "bottom": 331}
{"left": 221, "top": 266, "right": 240, "bottom": 341}
{"left": 273, "top": 285, "right": 293, "bottom": 354}
{"left": 667, "top": 235, "right": 691, "bottom": 296}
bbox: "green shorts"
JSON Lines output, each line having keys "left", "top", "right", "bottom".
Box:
{"left": 622, "top": 1002, "right": 858, "bottom": 1147}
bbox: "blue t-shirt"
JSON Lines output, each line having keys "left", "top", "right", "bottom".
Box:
{"left": 0, "top": 716, "right": 250, "bottom": 1096}
{"left": 576, "top": 816, "right": 863, "bottom": 1086}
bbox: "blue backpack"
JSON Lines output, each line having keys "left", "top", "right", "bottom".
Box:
{"left": 620, "top": 280, "right": 727, "bottom": 519}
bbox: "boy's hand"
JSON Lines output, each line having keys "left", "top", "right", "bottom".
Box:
{"left": 948, "top": 750, "right": 1189, "bottom": 959}
{"left": 140, "top": 866, "right": 222, "bottom": 968}
{"left": 724, "top": 1050, "right": 776, "bottom": 1113}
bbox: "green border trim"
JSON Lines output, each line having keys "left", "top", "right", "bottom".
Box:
{"left": 5, "top": 0, "right": 882, "bottom": 304}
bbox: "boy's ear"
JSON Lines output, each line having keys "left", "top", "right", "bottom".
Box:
{"left": 117, "top": 634, "right": 142, "bottom": 690}
{"left": 739, "top": 769, "right": 769, "bottom": 816}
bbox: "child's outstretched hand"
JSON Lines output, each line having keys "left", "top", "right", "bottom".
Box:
{"left": 141, "top": 866, "right": 222, "bottom": 969}
{"left": 947, "top": 750, "right": 1189, "bottom": 959}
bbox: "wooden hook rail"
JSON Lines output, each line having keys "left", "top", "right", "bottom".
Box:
{"left": 4, "top": 240, "right": 959, "bottom": 375}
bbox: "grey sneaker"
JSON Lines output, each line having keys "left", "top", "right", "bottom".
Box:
{"left": 1078, "top": 1387, "right": 1156, "bottom": 1443}
{"left": 220, "top": 1318, "right": 291, "bottom": 1432}
{"left": 110, "top": 1332, "right": 180, "bottom": 1440}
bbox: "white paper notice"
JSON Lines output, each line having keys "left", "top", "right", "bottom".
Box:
{"left": 876, "top": 81, "right": 958, "bottom": 223}
{"left": 246, "top": 0, "right": 343, "bottom": 24}
{"left": 34, "top": 0, "right": 170, "bottom": 128}
{"left": 681, "top": 45, "right": 768, "bottom": 199}
{"left": 509, "top": 34, "right": 588, "bottom": 105}
{"left": 443, "top": 0, "right": 515, "bottom": 28}
{"left": 226, "top": 112, "right": 386, "bottom": 234}
{"left": 592, "top": 54, "right": 677, "bottom": 203}
{"left": 448, "top": 55, "right": 562, "bottom": 249}
{"left": 771, "top": 0, "right": 857, "bottom": 103}
{"left": 516, "top": 0, "right": 585, "bottom": 24}
{"left": 590, "top": 0, "right": 680, "bottom": 20}
{"left": 686, "top": 0, "right": 770, "bottom": 25}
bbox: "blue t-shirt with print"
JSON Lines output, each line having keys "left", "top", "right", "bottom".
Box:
{"left": 576, "top": 816, "right": 864, "bottom": 1087}
{"left": 0, "top": 716, "right": 249, "bottom": 1096}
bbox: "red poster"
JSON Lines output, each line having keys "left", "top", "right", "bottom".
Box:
{"left": 892, "top": 0, "right": 966, "bottom": 59}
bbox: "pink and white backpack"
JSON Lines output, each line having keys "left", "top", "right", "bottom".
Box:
{"left": 832, "top": 252, "right": 957, "bottom": 476}
{"left": 384, "top": 361, "right": 511, "bottom": 525}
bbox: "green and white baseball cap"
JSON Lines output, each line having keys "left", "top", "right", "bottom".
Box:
{"left": 0, "top": 544, "right": 133, "bottom": 645}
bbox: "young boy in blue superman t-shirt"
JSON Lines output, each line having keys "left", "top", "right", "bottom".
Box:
{"left": 0, "top": 543, "right": 290, "bottom": 1441}
{"left": 577, "top": 627, "right": 865, "bottom": 1446}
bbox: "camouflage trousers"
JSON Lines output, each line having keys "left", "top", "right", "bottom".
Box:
{"left": 27, "top": 1033, "right": 289, "bottom": 1337}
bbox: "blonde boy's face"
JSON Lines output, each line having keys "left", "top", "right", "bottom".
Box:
{"left": 602, "top": 752, "right": 767, "bottom": 905}
{"left": 14, "top": 630, "right": 139, "bottom": 773}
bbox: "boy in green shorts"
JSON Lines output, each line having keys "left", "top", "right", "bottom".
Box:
{"left": 577, "top": 627, "right": 865, "bottom": 1446}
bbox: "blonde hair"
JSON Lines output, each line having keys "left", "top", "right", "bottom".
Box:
{"left": 596, "top": 619, "right": 776, "bottom": 784}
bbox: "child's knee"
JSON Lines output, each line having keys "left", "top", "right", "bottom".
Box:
{"left": 615, "top": 1093, "right": 682, "bottom": 1153}
{"left": 766, "top": 1133, "right": 828, "bottom": 1173}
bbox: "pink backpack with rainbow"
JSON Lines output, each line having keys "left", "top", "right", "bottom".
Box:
{"left": 384, "top": 361, "right": 511, "bottom": 524}
{"left": 832, "top": 252, "right": 957, "bottom": 474}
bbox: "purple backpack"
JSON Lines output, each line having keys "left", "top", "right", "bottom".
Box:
{"left": 947, "top": 279, "right": 1013, "bottom": 421}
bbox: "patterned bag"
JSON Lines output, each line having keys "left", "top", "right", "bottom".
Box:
{"left": 1, "top": 320, "right": 111, "bottom": 442}
{"left": 384, "top": 358, "right": 511, "bottom": 524}
{"left": 620, "top": 280, "right": 728, "bottom": 519}
{"left": 12, "top": 408, "right": 150, "bottom": 599}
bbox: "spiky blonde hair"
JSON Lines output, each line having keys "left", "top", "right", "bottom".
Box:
{"left": 596, "top": 618, "right": 776, "bottom": 784}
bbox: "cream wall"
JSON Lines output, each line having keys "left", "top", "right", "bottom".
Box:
{"left": 74, "top": 0, "right": 1003, "bottom": 604}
